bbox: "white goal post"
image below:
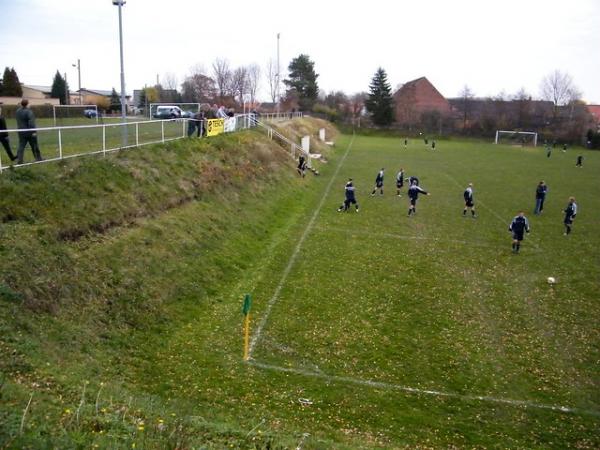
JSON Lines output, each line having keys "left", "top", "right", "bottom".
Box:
{"left": 148, "top": 103, "right": 201, "bottom": 118}
{"left": 53, "top": 104, "right": 98, "bottom": 126}
{"left": 495, "top": 130, "right": 538, "bottom": 147}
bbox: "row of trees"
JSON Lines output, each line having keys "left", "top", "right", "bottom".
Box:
{"left": 134, "top": 54, "right": 321, "bottom": 113}
{"left": 1, "top": 66, "right": 71, "bottom": 105}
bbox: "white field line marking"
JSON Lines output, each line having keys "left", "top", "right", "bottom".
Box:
{"left": 249, "top": 360, "right": 600, "bottom": 418}
{"left": 248, "top": 134, "right": 356, "bottom": 357}
{"left": 443, "top": 173, "right": 540, "bottom": 249}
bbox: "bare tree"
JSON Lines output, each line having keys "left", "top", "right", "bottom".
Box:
{"left": 540, "top": 70, "right": 577, "bottom": 107}
{"left": 265, "top": 58, "right": 278, "bottom": 103}
{"left": 212, "top": 58, "right": 232, "bottom": 101}
{"left": 231, "top": 66, "right": 248, "bottom": 106}
{"left": 459, "top": 85, "right": 475, "bottom": 131}
{"left": 162, "top": 72, "right": 179, "bottom": 91}
{"left": 247, "top": 64, "right": 261, "bottom": 105}
{"left": 181, "top": 65, "right": 216, "bottom": 103}
{"left": 160, "top": 72, "right": 180, "bottom": 102}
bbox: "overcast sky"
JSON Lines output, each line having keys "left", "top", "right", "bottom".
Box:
{"left": 1, "top": 0, "right": 599, "bottom": 103}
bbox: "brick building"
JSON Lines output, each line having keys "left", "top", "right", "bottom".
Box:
{"left": 394, "top": 77, "right": 451, "bottom": 125}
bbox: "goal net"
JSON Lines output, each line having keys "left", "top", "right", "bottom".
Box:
{"left": 149, "top": 103, "right": 201, "bottom": 119}
{"left": 53, "top": 105, "right": 99, "bottom": 126}
{"left": 495, "top": 130, "right": 538, "bottom": 147}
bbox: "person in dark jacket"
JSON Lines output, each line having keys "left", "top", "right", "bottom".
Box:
{"left": 563, "top": 197, "right": 577, "bottom": 235}
{"left": 370, "top": 168, "right": 384, "bottom": 196}
{"left": 576, "top": 155, "right": 583, "bottom": 167}
{"left": 15, "top": 99, "right": 42, "bottom": 164}
{"left": 337, "top": 179, "right": 359, "bottom": 212}
{"left": 297, "top": 154, "right": 307, "bottom": 177}
{"left": 395, "top": 168, "right": 404, "bottom": 196}
{"left": 509, "top": 211, "right": 530, "bottom": 253}
{"left": 534, "top": 181, "right": 548, "bottom": 215}
{"left": 407, "top": 181, "right": 430, "bottom": 216}
{"left": 463, "top": 183, "right": 476, "bottom": 218}
{"left": 0, "top": 104, "right": 17, "bottom": 162}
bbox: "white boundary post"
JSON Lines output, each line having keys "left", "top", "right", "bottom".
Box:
{"left": 102, "top": 125, "right": 106, "bottom": 156}
{"left": 495, "top": 130, "right": 499, "bottom": 144}
{"left": 135, "top": 122, "right": 139, "bottom": 146}
{"left": 58, "top": 129, "right": 63, "bottom": 159}
{"left": 161, "top": 121, "right": 165, "bottom": 143}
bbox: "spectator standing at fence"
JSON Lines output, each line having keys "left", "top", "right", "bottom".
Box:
{"left": 16, "top": 99, "right": 43, "bottom": 164}
{"left": 197, "top": 109, "right": 206, "bottom": 137}
{"left": 187, "top": 113, "right": 198, "bottom": 137}
{"left": 0, "top": 104, "right": 17, "bottom": 162}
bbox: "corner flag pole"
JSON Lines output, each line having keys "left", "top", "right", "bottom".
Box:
{"left": 242, "top": 294, "right": 252, "bottom": 360}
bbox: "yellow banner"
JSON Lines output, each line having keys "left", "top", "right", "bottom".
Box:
{"left": 206, "top": 118, "right": 225, "bottom": 137}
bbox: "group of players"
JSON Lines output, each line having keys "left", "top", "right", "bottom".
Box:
{"left": 332, "top": 141, "right": 580, "bottom": 254}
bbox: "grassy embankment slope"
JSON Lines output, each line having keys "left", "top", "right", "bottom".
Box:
{"left": 0, "top": 117, "right": 339, "bottom": 449}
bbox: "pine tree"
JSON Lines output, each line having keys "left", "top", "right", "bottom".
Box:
{"left": 1, "top": 67, "right": 23, "bottom": 96}
{"left": 50, "top": 71, "right": 69, "bottom": 105}
{"left": 365, "top": 67, "right": 394, "bottom": 126}
{"left": 110, "top": 88, "right": 121, "bottom": 112}
{"left": 283, "top": 54, "right": 319, "bottom": 111}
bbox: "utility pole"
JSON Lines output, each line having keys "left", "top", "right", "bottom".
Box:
{"left": 276, "top": 32, "right": 280, "bottom": 115}
{"left": 113, "top": 0, "right": 128, "bottom": 145}
{"left": 72, "top": 59, "right": 81, "bottom": 105}
{"left": 64, "top": 72, "right": 69, "bottom": 104}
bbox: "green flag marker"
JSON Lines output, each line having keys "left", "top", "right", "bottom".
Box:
{"left": 242, "top": 294, "right": 252, "bottom": 316}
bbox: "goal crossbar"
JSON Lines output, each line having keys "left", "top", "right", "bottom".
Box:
{"left": 495, "top": 130, "right": 538, "bottom": 147}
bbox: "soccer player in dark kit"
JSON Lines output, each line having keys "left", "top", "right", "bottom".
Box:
{"left": 407, "top": 180, "right": 430, "bottom": 216}
{"left": 371, "top": 168, "right": 384, "bottom": 196}
{"left": 509, "top": 211, "right": 530, "bottom": 253}
{"left": 396, "top": 168, "right": 405, "bottom": 196}
{"left": 563, "top": 197, "right": 577, "bottom": 235}
{"left": 463, "top": 183, "right": 476, "bottom": 218}
{"left": 338, "top": 178, "right": 359, "bottom": 212}
{"left": 534, "top": 181, "right": 548, "bottom": 215}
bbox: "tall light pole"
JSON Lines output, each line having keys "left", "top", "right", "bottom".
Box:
{"left": 113, "top": 0, "right": 127, "bottom": 144}
{"left": 276, "top": 32, "right": 280, "bottom": 115}
{"left": 72, "top": 59, "right": 81, "bottom": 105}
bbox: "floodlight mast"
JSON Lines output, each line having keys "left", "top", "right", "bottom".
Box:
{"left": 72, "top": 59, "right": 81, "bottom": 105}
{"left": 112, "top": 0, "right": 127, "bottom": 146}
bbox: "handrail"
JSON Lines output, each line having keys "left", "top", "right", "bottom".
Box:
{"left": 0, "top": 113, "right": 307, "bottom": 173}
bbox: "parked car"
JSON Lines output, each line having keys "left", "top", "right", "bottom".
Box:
{"left": 153, "top": 106, "right": 185, "bottom": 119}
{"left": 84, "top": 108, "right": 98, "bottom": 118}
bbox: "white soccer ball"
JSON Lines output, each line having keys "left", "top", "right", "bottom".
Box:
{"left": 547, "top": 277, "right": 556, "bottom": 284}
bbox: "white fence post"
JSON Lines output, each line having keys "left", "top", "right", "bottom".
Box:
{"left": 102, "top": 125, "right": 106, "bottom": 156}
{"left": 136, "top": 122, "right": 139, "bottom": 146}
{"left": 161, "top": 121, "right": 165, "bottom": 143}
{"left": 58, "top": 129, "right": 63, "bottom": 159}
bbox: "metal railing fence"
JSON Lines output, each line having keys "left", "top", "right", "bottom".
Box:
{"left": 0, "top": 113, "right": 304, "bottom": 173}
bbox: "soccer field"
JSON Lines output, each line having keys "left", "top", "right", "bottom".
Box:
{"left": 244, "top": 134, "right": 599, "bottom": 446}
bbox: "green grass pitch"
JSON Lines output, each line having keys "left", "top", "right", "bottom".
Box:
{"left": 242, "top": 134, "right": 599, "bottom": 446}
